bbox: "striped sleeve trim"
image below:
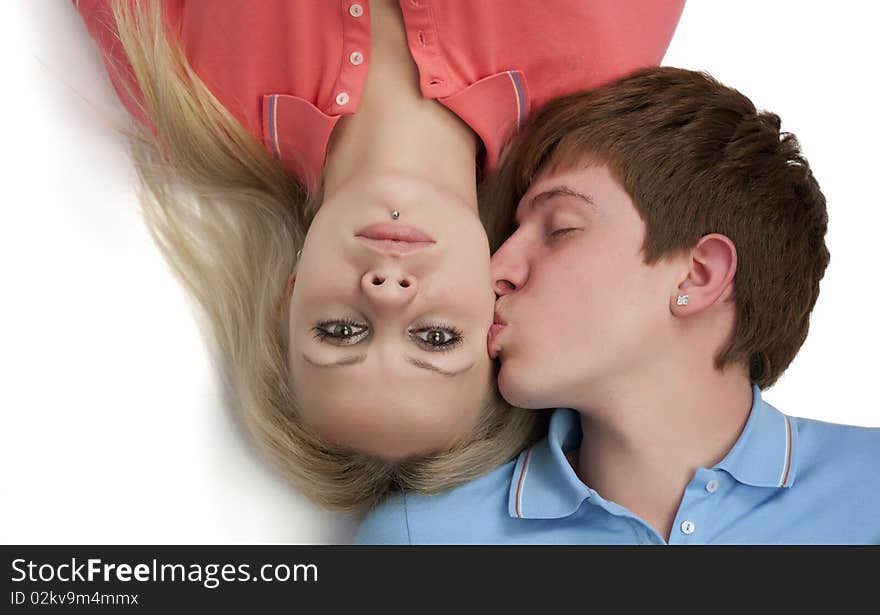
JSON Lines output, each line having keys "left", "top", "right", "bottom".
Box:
{"left": 267, "top": 94, "right": 281, "bottom": 160}
{"left": 506, "top": 71, "right": 526, "bottom": 130}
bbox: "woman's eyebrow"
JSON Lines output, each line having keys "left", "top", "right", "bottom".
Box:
{"left": 301, "top": 353, "right": 474, "bottom": 377}
{"left": 406, "top": 357, "right": 475, "bottom": 377}
{"left": 302, "top": 354, "right": 366, "bottom": 368}
{"left": 515, "top": 185, "right": 596, "bottom": 225}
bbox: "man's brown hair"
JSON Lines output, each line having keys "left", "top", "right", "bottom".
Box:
{"left": 481, "top": 66, "right": 830, "bottom": 388}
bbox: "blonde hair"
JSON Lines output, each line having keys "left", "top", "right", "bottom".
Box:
{"left": 102, "top": 0, "right": 547, "bottom": 511}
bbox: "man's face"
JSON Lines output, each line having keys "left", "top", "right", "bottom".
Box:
{"left": 489, "top": 163, "right": 680, "bottom": 409}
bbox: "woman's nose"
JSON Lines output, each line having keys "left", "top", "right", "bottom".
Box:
{"left": 361, "top": 268, "right": 418, "bottom": 306}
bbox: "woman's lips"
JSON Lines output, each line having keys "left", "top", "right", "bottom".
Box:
{"left": 355, "top": 223, "right": 436, "bottom": 254}
{"left": 356, "top": 237, "right": 434, "bottom": 254}
{"left": 355, "top": 223, "right": 435, "bottom": 243}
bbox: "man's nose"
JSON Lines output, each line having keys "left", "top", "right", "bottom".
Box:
{"left": 361, "top": 266, "right": 418, "bottom": 307}
{"left": 491, "top": 237, "right": 529, "bottom": 297}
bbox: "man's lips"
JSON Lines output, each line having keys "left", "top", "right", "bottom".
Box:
{"left": 488, "top": 319, "right": 507, "bottom": 360}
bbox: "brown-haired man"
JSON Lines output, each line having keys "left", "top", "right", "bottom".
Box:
{"left": 354, "top": 67, "right": 880, "bottom": 544}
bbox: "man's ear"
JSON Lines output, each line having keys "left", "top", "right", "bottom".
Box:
{"left": 671, "top": 233, "right": 737, "bottom": 316}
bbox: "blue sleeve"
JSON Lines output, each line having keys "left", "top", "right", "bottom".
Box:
{"left": 351, "top": 493, "right": 412, "bottom": 545}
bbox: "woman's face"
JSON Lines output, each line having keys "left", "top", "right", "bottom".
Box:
{"left": 286, "top": 173, "right": 496, "bottom": 460}
{"left": 489, "top": 164, "right": 679, "bottom": 410}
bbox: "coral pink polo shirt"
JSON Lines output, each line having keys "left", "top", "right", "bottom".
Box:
{"left": 74, "top": 0, "right": 685, "bottom": 189}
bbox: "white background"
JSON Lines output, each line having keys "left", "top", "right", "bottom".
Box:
{"left": 2, "top": 1, "right": 877, "bottom": 544}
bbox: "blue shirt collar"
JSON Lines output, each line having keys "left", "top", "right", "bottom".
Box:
{"left": 508, "top": 384, "right": 799, "bottom": 519}
{"left": 508, "top": 405, "right": 588, "bottom": 519}
{"left": 715, "top": 384, "right": 799, "bottom": 489}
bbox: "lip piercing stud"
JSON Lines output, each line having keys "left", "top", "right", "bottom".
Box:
{"left": 676, "top": 294, "right": 689, "bottom": 306}
{"left": 391, "top": 210, "right": 400, "bottom": 220}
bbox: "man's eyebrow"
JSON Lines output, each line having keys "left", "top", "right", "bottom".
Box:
{"left": 514, "top": 186, "right": 596, "bottom": 226}
{"left": 302, "top": 353, "right": 474, "bottom": 377}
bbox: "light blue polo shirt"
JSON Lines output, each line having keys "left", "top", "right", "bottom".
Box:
{"left": 353, "top": 385, "right": 880, "bottom": 544}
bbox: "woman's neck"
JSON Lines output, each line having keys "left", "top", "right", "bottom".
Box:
{"left": 321, "top": 0, "right": 478, "bottom": 208}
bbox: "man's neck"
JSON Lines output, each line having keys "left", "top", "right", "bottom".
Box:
{"left": 570, "top": 360, "right": 753, "bottom": 542}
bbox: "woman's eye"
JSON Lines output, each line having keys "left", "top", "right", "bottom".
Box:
{"left": 412, "top": 326, "right": 464, "bottom": 351}
{"left": 313, "top": 320, "right": 369, "bottom": 345}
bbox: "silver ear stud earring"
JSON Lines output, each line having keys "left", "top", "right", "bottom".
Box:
{"left": 391, "top": 210, "right": 400, "bottom": 220}
{"left": 296, "top": 249, "right": 302, "bottom": 261}
{"left": 676, "top": 294, "right": 689, "bottom": 306}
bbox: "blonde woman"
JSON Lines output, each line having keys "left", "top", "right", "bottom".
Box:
{"left": 73, "top": 0, "right": 684, "bottom": 511}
